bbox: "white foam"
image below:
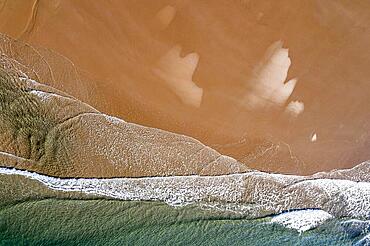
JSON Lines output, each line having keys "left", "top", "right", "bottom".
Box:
{"left": 0, "top": 166, "right": 369, "bottom": 218}
{"left": 271, "top": 209, "right": 333, "bottom": 232}
{"left": 357, "top": 233, "right": 370, "bottom": 245}
{"left": 0, "top": 167, "right": 246, "bottom": 206}
{"left": 104, "top": 115, "right": 126, "bottom": 125}
{"left": 29, "top": 90, "right": 52, "bottom": 102}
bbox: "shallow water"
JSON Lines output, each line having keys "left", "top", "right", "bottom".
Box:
{"left": 0, "top": 199, "right": 365, "bottom": 246}
{"left": 0, "top": 167, "right": 369, "bottom": 245}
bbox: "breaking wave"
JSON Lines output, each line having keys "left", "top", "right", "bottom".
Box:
{"left": 1, "top": 163, "right": 369, "bottom": 220}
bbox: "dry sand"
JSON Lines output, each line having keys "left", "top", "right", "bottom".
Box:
{"left": 1, "top": 0, "right": 370, "bottom": 175}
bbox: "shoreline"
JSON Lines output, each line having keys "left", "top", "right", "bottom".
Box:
{"left": 1, "top": 164, "right": 369, "bottom": 220}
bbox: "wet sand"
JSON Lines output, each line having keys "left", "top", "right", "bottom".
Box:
{"left": 1, "top": 0, "right": 370, "bottom": 174}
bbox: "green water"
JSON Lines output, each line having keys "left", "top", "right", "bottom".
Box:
{"left": 0, "top": 173, "right": 365, "bottom": 245}
{"left": 0, "top": 199, "right": 360, "bottom": 246}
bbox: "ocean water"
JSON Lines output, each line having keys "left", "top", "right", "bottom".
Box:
{"left": 0, "top": 170, "right": 369, "bottom": 245}
{"left": 0, "top": 199, "right": 365, "bottom": 246}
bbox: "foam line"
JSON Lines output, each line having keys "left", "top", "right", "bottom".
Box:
{"left": 0, "top": 166, "right": 369, "bottom": 219}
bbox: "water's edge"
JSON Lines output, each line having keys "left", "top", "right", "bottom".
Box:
{"left": 0, "top": 164, "right": 369, "bottom": 220}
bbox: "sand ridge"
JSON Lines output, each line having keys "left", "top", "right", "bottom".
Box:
{"left": 1, "top": 1, "right": 370, "bottom": 175}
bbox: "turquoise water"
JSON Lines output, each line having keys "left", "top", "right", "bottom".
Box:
{"left": 0, "top": 199, "right": 363, "bottom": 246}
